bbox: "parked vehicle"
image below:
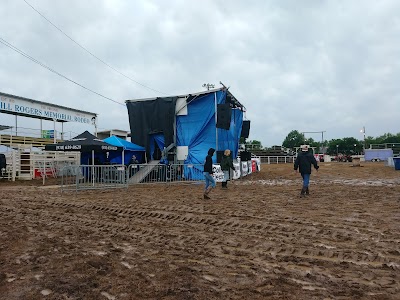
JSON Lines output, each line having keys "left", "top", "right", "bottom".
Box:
{"left": 332, "top": 154, "right": 352, "bottom": 162}
{"left": 314, "top": 154, "right": 325, "bottom": 162}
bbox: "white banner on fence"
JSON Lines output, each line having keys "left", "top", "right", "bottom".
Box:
{"left": 253, "top": 158, "right": 261, "bottom": 171}
{"left": 212, "top": 164, "right": 225, "bottom": 182}
{"left": 241, "top": 161, "right": 248, "bottom": 177}
{"left": 232, "top": 162, "right": 241, "bottom": 179}
{"left": 247, "top": 161, "right": 252, "bottom": 175}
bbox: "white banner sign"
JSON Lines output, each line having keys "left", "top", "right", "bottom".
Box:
{"left": 241, "top": 161, "right": 248, "bottom": 177}
{"left": 0, "top": 94, "right": 96, "bottom": 123}
{"left": 253, "top": 158, "right": 261, "bottom": 171}
{"left": 232, "top": 162, "right": 241, "bottom": 179}
{"left": 247, "top": 161, "right": 253, "bottom": 174}
{"left": 212, "top": 164, "right": 225, "bottom": 182}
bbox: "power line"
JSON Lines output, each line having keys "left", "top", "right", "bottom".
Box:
{"left": 0, "top": 36, "right": 124, "bottom": 106}
{"left": 23, "top": 0, "right": 167, "bottom": 96}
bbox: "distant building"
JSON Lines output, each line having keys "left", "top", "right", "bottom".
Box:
{"left": 97, "top": 129, "right": 129, "bottom": 140}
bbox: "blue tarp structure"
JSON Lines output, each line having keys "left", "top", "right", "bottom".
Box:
{"left": 103, "top": 136, "right": 146, "bottom": 165}
{"left": 126, "top": 88, "right": 246, "bottom": 179}
{"left": 176, "top": 90, "right": 243, "bottom": 179}
{"left": 176, "top": 90, "right": 243, "bottom": 164}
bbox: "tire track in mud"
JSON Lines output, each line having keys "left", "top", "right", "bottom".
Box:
{"left": 8, "top": 196, "right": 398, "bottom": 238}
{"left": 1, "top": 206, "right": 399, "bottom": 293}
{"left": 237, "top": 178, "right": 400, "bottom": 186}
{"left": 2, "top": 192, "right": 400, "bottom": 292}
{"left": 6, "top": 197, "right": 400, "bottom": 253}
{"left": 2, "top": 197, "right": 399, "bottom": 255}
{"left": 1, "top": 200, "right": 399, "bottom": 278}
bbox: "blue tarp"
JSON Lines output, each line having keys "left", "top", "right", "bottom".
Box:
{"left": 103, "top": 136, "right": 146, "bottom": 164}
{"left": 176, "top": 90, "right": 243, "bottom": 179}
{"left": 149, "top": 133, "right": 165, "bottom": 160}
{"left": 177, "top": 90, "right": 243, "bottom": 163}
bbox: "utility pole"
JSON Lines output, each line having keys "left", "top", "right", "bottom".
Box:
{"left": 360, "top": 126, "right": 366, "bottom": 151}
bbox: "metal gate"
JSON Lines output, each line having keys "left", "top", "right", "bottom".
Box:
{"left": 127, "top": 163, "right": 204, "bottom": 184}
{"left": 61, "top": 164, "right": 128, "bottom": 192}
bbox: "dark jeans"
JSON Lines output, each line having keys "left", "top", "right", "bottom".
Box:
{"left": 301, "top": 173, "right": 310, "bottom": 188}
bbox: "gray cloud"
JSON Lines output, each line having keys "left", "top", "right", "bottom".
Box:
{"left": 1, "top": 0, "right": 399, "bottom": 146}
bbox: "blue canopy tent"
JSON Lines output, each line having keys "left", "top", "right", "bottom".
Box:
{"left": 126, "top": 87, "right": 247, "bottom": 180}
{"left": 45, "top": 130, "right": 122, "bottom": 165}
{"left": 103, "top": 136, "right": 146, "bottom": 165}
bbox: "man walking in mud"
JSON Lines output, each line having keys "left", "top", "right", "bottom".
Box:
{"left": 294, "top": 145, "right": 319, "bottom": 197}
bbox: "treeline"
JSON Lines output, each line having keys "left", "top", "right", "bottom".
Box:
{"left": 244, "top": 130, "right": 400, "bottom": 155}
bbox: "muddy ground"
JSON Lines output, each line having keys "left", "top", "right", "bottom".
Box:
{"left": 0, "top": 162, "right": 399, "bottom": 299}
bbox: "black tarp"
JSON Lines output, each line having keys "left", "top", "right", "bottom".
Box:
{"left": 126, "top": 97, "right": 177, "bottom": 157}
{"left": 216, "top": 103, "right": 231, "bottom": 130}
{"left": 241, "top": 120, "right": 251, "bottom": 138}
{"left": 45, "top": 131, "right": 122, "bottom": 152}
{"left": 0, "top": 153, "right": 6, "bottom": 169}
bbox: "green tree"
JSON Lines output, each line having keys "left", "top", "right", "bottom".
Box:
{"left": 366, "top": 133, "right": 400, "bottom": 146}
{"left": 378, "top": 133, "right": 400, "bottom": 144}
{"left": 304, "top": 137, "right": 316, "bottom": 147}
{"left": 282, "top": 130, "right": 305, "bottom": 149}
{"left": 326, "top": 139, "right": 342, "bottom": 155}
{"left": 326, "top": 137, "right": 363, "bottom": 155}
{"left": 282, "top": 131, "right": 400, "bottom": 155}
{"left": 246, "top": 140, "right": 263, "bottom": 150}
{"left": 342, "top": 137, "right": 362, "bottom": 155}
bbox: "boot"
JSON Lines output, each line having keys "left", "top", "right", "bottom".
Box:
{"left": 222, "top": 182, "right": 227, "bottom": 189}
{"left": 204, "top": 186, "right": 212, "bottom": 199}
{"left": 305, "top": 187, "right": 309, "bottom": 195}
{"left": 300, "top": 187, "right": 306, "bottom": 198}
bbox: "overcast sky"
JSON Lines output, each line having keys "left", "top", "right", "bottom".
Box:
{"left": 1, "top": 0, "right": 399, "bottom": 146}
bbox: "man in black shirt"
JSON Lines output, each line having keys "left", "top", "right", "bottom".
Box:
{"left": 294, "top": 145, "right": 319, "bottom": 197}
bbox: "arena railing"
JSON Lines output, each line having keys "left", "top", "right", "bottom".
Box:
{"left": 60, "top": 164, "right": 128, "bottom": 192}
{"left": 127, "top": 163, "right": 204, "bottom": 184}
{"left": 60, "top": 160, "right": 264, "bottom": 191}
{"left": 257, "top": 156, "right": 296, "bottom": 164}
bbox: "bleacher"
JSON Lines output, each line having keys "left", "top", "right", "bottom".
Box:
{"left": 0, "top": 134, "right": 62, "bottom": 148}
{"left": 370, "top": 143, "right": 400, "bottom": 156}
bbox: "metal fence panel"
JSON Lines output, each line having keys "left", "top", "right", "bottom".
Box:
{"left": 61, "top": 164, "right": 128, "bottom": 192}
{"left": 61, "top": 160, "right": 277, "bottom": 191}
{"left": 127, "top": 163, "right": 205, "bottom": 184}
{"left": 258, "top": 156, "right": 295, "bottom": 164}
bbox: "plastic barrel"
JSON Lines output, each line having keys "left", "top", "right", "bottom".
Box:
{"left": 393, "top": 157, "right": 400, "bottom": 170}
